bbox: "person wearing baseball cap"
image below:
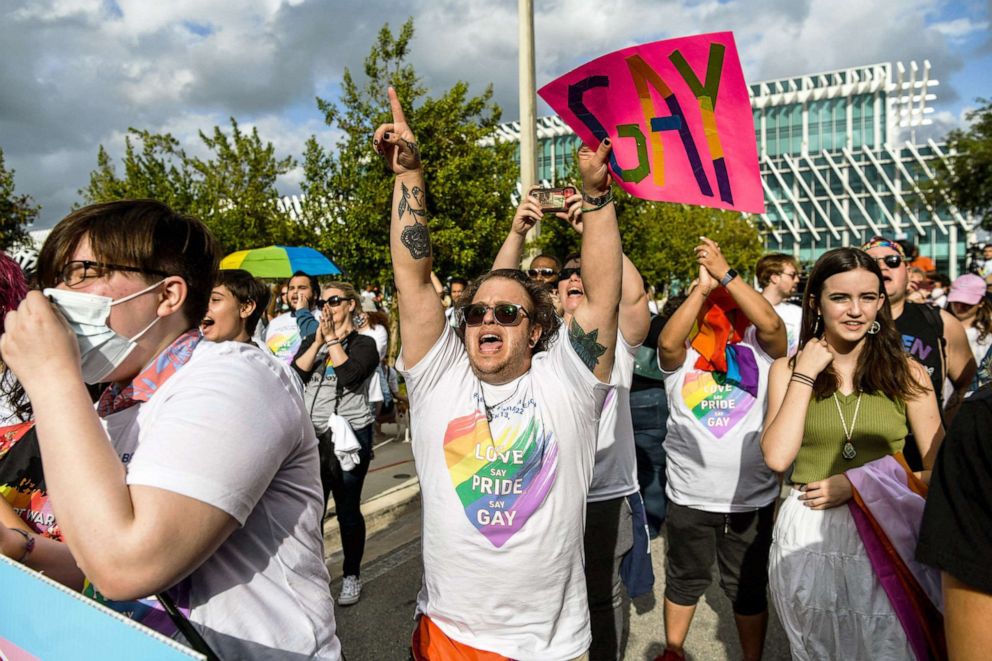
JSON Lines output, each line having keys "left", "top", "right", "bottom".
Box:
{"left": 947, "top": 273, "right": 992, "bottom": 393}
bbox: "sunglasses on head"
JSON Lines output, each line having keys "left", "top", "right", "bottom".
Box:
{"left": 527, "top": 267, "right": 557, "bottom": 279}
{"left": 557, "top": 267, "right": 581, "bottom": 281}
{"left": 317, "top": 296, "right": 347, "bottom": 308}
{"left": 873, "top": 255, "right": 905, "bottom": 269}
{"left": 462, "top": 303, "right": 530, "bottom": 327}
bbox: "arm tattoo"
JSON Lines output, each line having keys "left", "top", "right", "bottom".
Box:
{"left": 400, "top": 223, "right": 431, "bottom": 260}
{"left": 568, "top": 318, "right": 607, "bottom": 372}
{"left": 398, "top": 181, "right": 427, "bottom": 220}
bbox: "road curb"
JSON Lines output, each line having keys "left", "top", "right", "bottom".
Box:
{"left": 323, "top": 477, "right": 421, "bottom": 559}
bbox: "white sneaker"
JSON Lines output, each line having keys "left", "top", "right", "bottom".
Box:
{"left": 338, "top": 575, "right": 362, "bottom": 606}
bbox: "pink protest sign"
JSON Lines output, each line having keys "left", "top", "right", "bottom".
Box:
{"left": 538, "top": 32, "right": 764, "bottom": 214}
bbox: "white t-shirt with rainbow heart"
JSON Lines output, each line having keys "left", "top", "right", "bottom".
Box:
{"left": 661, "top": 326, "right": 778, "bottom": 513}
{"left": 398, "top": 323, "right": 610, "bottom": 660}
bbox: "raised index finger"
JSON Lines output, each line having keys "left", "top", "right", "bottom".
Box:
{"left": 388, "top": 86, "right": 407, "bottom": 126}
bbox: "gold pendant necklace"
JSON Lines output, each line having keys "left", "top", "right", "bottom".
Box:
{"left": 833, "top": 391, "right": 863, "bottom": 461}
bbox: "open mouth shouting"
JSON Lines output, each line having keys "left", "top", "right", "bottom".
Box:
{"left": 479, "top": 332, "right": 504, "bottom": 355}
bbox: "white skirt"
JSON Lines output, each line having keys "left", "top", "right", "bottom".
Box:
{"left": 768, "top": 489, "right": 915, "bottom": 660}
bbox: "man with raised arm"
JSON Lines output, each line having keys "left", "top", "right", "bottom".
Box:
{"left": 494, "top": 193, "right": 652, "bottom": 660}
{"left": 376, "top": 88, "right": 621, "bottom": 661}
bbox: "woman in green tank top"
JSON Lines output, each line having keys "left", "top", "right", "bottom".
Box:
{"left": 760, "top": 247, "right": 942, "bottom": 660}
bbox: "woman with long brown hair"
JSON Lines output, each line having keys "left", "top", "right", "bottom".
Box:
{"left": 761, "top": 247, "right": 942, "bottom": 658}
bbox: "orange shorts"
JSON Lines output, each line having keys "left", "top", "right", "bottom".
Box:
{"left": 410, "top": 615, "right": 511, "bottom": 661}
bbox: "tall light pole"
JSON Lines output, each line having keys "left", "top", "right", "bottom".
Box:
{"left": 518, "top": 0, "right": 538, "bottom": 242}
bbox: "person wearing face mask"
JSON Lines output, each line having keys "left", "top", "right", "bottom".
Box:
{"left": 293, "top": 282, "right": 380, "bottom": 607}
{"left": 0, "top": 200, "right": 341, "bottom": 660}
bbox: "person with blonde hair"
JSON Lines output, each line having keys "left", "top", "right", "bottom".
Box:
{"left": 293, "top": 280, "right": 379, "bottom": 606}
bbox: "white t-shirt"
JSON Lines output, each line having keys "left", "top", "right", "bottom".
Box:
{"left": 360, "top": 323, "right": 389, "bottom": 404}
{"left": 773, "top": 301, "right": 803, "bottom": 358}
{"left": 966, "top": 325, "right": 992, "bottom": 367}
{"left": 587, "top": 335, "right": 640, "bottom": 502}
{"left": 398, "top": 324, "right": 610, "bottom": 660}
{"left": 661, "top": 326, "right": 778, "bottom": 512}
{"left": 101, "top": 341, "right": 340, "bottom": 660}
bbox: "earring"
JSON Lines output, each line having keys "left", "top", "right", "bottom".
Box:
{"left": 867, "top": 320, "right": 881, "bottom": 335}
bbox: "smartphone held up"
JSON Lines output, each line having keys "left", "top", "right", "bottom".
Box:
{"left": 531, "top": 186, "right": 577, "bottom": 213}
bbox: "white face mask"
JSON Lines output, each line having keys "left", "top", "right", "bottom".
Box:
{"left": 44, "top": 280, "right": 164, "bottom": 384}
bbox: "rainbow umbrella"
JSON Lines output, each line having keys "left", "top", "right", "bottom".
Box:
{"left": 220, "top": 245, "right": 341, "bottom": 278}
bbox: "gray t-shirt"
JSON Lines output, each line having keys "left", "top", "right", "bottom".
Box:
{"left": 301, "top": 332, "right": 378, "bottom": 433}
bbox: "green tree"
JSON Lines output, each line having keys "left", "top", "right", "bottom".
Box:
{"left": 82, "top": 120, "right": 307, "bottom": 255}
{"left": 301, "top": 19, "right": 517, "bottom": 287}
{"left": 531, "top": 161, "right": 763, "bottom": 294}
{"left": 0, "top": 146, "right": 39, "bottom": 252}
{"left": 923, "top": 99, "right": 992, "bottom": 228}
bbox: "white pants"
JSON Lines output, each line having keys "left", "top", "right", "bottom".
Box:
{"left": 768, "top": 489, "right": 914, "bottom": 660}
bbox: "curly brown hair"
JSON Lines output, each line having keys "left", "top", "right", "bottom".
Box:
{"left": 455, "top": 269, "right": 561, "bottom": 353}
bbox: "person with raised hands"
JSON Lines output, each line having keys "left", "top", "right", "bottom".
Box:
{"left": 378, "top": 87, "right": 622, "bottom": 661}
{"left": 761, "top": 247, "right": 942, "bottom": 659}
{"left": 654, "top": 238, "right": 785, "bottom": 661}
{"left": 493, "top": 192, "right": 653, "bottom": 660}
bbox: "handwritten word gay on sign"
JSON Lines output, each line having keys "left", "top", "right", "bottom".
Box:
{"left": 538, "top": 32, "right": 764, "bottom": 214}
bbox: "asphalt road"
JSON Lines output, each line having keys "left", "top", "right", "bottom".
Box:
{"left": 328, "top": 501, "right": 793, "bottom": 661}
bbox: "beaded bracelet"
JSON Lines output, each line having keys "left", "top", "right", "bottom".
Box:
{"left": 581, "top": 188, "right": 613, "bottom": 212}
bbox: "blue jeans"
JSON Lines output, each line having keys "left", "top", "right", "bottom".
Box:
{"left": 629, "top": 387, "right": 668, "bottom": 537}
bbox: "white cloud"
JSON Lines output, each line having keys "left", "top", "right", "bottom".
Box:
{"left": 1, "top": 0, "right": 987, "bottom": 228}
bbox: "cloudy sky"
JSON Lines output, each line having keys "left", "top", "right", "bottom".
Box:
{"left": 2, "top": 0, "right": 989, "bottom": 229}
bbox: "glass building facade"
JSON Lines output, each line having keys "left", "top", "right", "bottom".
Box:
{"left": 493, "top": 61, "right": 976, "bottom": 275}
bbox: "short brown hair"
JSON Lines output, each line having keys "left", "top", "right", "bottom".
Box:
{"left": 755, "top": 253, "right": 798, "bottom": 288}
{"left": 38, "top": 200, "right": 220, "bottom": 327}
{"left": 456, "top": 269, "right": 561, "bottom": 353}
{"left": 215, "top": 269, "right": 271, "bottom": 335}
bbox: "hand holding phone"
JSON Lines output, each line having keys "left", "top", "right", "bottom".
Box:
{"left": 532, "top": 186, "right": 577, "bottom": 213}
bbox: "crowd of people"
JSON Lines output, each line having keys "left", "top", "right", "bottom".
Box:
{"left": 0, "top": 87, "right": 990, "bottom": 661}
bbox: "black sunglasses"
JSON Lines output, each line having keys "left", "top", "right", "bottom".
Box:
{"left": 462, "top": 303, "right": 530, "bottom": 327}
{"left": 527, "top": 267, "right": 557, "bottom": 279}
{"left": 557, "top": 267, "right": 581, "bottom": 281}
{"left": 873, "top": 255, "right": 905, "bottom": 269}
{"left": 317, "top": 296, "right": 347, "bottom": 308}
{"left": 59, "top": 260, "right": 168, "bottom": 287}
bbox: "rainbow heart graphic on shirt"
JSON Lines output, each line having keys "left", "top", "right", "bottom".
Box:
{"left": 442, "top": 410, "right": 557, "bottom": 548}
{"left": 681, "top": 370, "right": 755, "bottom": 439}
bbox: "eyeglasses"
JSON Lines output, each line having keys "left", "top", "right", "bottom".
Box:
{"left": 527, "top": 267, "right": 557, "bottom": 279}
{"left": 318, "top": 296, "right": 347, "bottom": 308}
{"left": 872, "top": 255, "right": 905, "bottom": 269}
{"left": 781, "top": 271, "right": 799, "bottom": 280}
{"left": 462, "top": 303, "right": 530, "bottom": 327}
{"left": 59, "top": 260, "right": 168, "bottom": 287}
{"left": 557, "top": 267, "right": 581, "bottom": 281}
